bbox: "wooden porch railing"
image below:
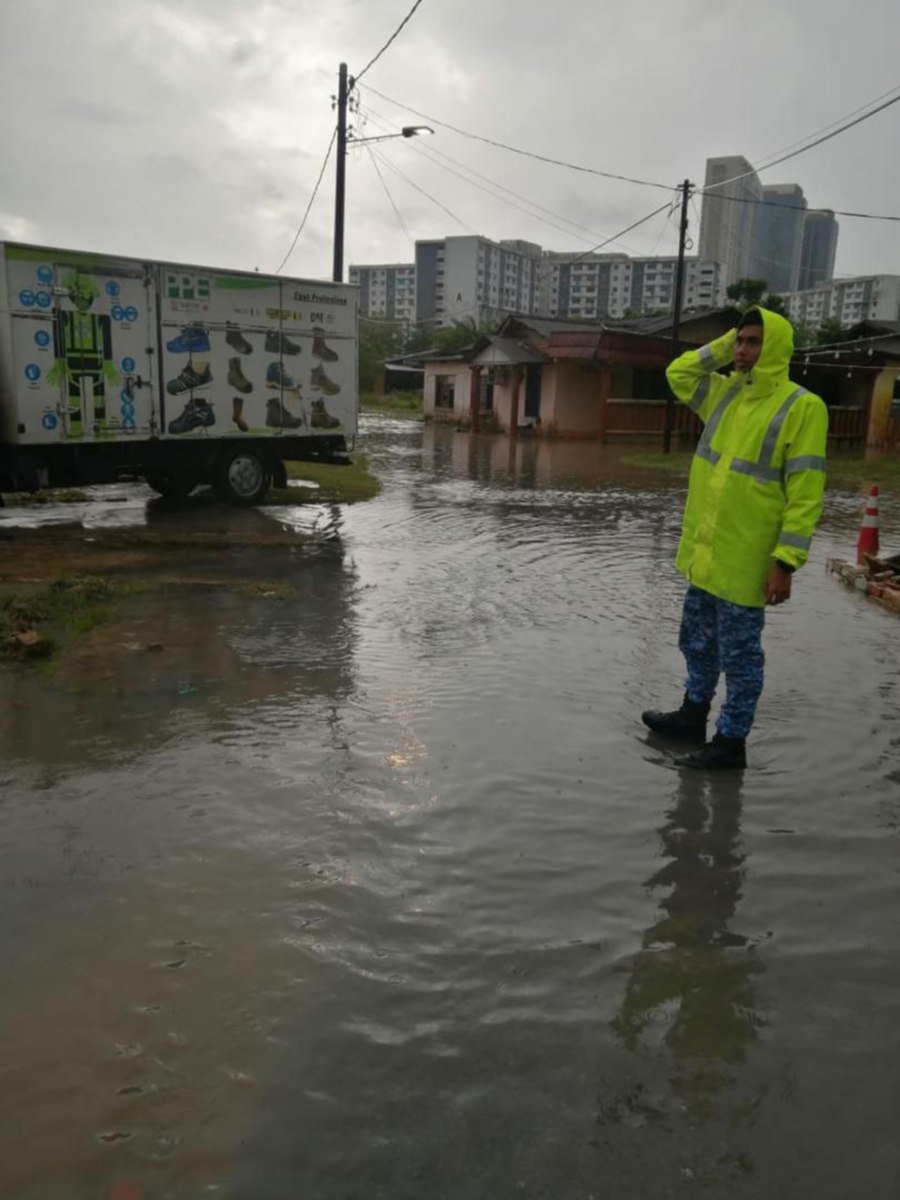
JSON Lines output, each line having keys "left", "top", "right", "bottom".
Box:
{"left": 602, "top": 398, "right": 867, "bottom": 446}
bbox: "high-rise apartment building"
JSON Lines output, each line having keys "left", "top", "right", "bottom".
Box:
{"left": 415, "top": 236, "right": 543, "bottom": 327}
{"left": 753, "top": 184, "right": 806, "bottom": 292}
{"left": 783, "top": 275, "right": 900, "bottom": 328}
{"left": 348, "top": 262, "right": 416, "bottom": 322}
{"left": 698, "top": 156, "right": 762, "bottom": 285}
{"left": 539, "top": 253, "right": 726, "bottom": 319}
{"left": 797, "top": 210, "right": 840, "bottom": 290}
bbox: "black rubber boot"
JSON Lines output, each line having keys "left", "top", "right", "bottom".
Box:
{"left": 676, "top": 732, "right": 747, "bottom": 770}
{"left": 642, "top": 694, "right": 710, "bottom": 741}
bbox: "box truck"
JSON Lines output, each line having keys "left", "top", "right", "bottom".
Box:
{"left": 0, "top": 242, "right": 358, "bottom": 503}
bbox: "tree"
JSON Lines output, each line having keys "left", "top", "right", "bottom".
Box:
{"left": 726, "top": 278, "right": 769, "bottom": 309}
{"left": 814, "top": 317, "right": 845, "bottom": 345}
{"left": 762, "top": 292, "right": 787, "bottom": 317}
{"left": 358, "top": 319, "right": 406, "bottom": 393}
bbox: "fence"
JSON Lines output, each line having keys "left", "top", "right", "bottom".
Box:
{"left": 602, "top": 398, "right": 867, "bottom": 446}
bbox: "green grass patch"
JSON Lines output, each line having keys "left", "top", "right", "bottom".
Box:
{"left": 281, "top": 454, "right": 381, "bottom": 504}
{"left": 0, "top": 575, "right": 134, "bottom": 664}
{"left": 1, "top": 488, "right": 89, "bottom": 505}
{"left": 621, "top": 452, "right": 692, "bottom": 476}
{"left": 360, "top": 390, "right": 423, "bottom": 419}
{"left": 622, "top": 450, "right": 900, "bottom": 491}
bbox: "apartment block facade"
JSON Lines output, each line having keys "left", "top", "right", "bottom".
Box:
{"left": 348, "top": 262, "right": 416, "bottom": 322}
{"left": 539, "top": 253, "right": 727, "bottom": 320}
{"left": 753, "top": 184, "right": 807, "bottom": 293}
{"left": 415, "top": 236, "right": 543, "bottom": 327}
{"left": 783, "top": 275, "right": 900, "bottom": 327}
{"left": 797, "top": 211, "right": 840, "bottom": 291}
{"left": 698, "top": 155, "right": 762, "bottom": 285}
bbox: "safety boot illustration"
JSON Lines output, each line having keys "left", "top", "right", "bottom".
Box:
{"left": 168, "top": 397, "right": 215, "bottom": 435}
{"left": 266, "top": 362, "right": 300, "bottom": 392}
{"left": 265, "top": 330, "right": 301, "bottom": 355}
{"left": 228, "top": 357, "right": 253, "bottom": 393}
{"left": 166, "top": 323, "right": 210, "bottom": 354}
{"left": 266, "top": 397, "right": 303, "bottom": 429}
{"left": 232, "top": 396, "right": 249, "bottom": 432}
{"left": 310, "top": 398, "right": 340, "bottom": 429}
{"left": 167, "top": 361, "right": 212, "bottom": 395}
{"left": 225, "top": 322, "right": 253, "bottom": 355}
{"left": 310, "top": 364, "right": 340, "bottom": 395}
{"left": 312, "top": 327, "right": 339, "bottom": 363}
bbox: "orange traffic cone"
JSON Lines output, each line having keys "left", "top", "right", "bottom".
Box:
{"left": 856, "top": 485, "right": 879, "bottom": 564}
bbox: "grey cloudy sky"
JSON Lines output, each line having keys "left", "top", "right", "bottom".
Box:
{"left": 1, "top": 0, "right": 898, "bottom": 284}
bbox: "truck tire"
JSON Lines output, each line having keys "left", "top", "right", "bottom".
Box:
{"left": 145, "top": 468, "right": 197, "bottom": 500}
{"left": 213, "top": 446, "right": 272, "bottom": 506}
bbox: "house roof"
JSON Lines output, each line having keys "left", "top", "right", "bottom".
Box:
{"left": 465, "top": 335, "right": 547, "bottom": 366}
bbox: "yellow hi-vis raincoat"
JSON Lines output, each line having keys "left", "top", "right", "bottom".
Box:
{"left": 666, "top": 308, "right": 828, "bottom": 608}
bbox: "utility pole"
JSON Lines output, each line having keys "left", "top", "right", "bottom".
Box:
{"left": 663, "top": 178, "right": 692, "bottom": 454}
{"left": 333, "top": 62, "right": 350, "bottom": 283}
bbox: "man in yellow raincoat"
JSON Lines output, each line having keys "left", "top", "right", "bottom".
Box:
{"left": 643, "top": 307, "right": 828, "bottom": 768}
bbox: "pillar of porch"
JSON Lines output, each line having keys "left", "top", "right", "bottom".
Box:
{"left": 469, "top": 366, "right": 481, "bottom": 433}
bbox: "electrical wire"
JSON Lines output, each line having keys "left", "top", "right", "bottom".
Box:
{"left": 368, "top": 147, "right": 477, "bottom": 234}
{"left": 357, "top": 101, "right": 646, "bottom": 251}
{"left": 365, "top": 144, "right": 415, "bottom": 246}
{"left": 275, "top": 129, "right": 337, "bottom": 274}
{"left": 358, "top": 102, "right": 658, "bottom": 255}
{"left": 364, "top": 84, "right": 674, "bottom": 192}
{"left": 560, "top": 201, "right": 676, "bottom": 266}
{"left": 696, "top": 190, "right": 900, "bottom": 222}
{"left": 795, "top": 331, "right": 900, "bottom": 353}
{"left": 356, "top": 0, "right": 428, "bottom": 82}
{"left": 702, "top": 87, "right": 900, "bottom": 193}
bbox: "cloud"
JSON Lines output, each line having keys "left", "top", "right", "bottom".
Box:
{"left": 0, "top": 0, "right": 896, "bottom": 280}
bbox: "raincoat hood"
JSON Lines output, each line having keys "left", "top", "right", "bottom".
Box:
{"left": 742, "top": 306, "right": 794, "bottom": 391}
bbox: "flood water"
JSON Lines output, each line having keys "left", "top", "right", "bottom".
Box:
{"left": 1, "top": 418, "right": 898, "bottom": 1199}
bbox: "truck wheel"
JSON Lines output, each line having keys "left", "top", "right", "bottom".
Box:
{"left": 213, "top": 446, "right": 272, "bottom": 505}
{"left": 145, "top": 468, "right": 196, "bottom": 499}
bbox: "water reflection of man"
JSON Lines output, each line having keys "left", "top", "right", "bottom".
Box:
{"left": 643, "top": 308, "right": 828, "bottom": 769}
{"left": 611, "top": 773, "right": 765, "bottom": 1132}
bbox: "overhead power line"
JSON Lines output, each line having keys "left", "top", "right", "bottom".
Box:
{"left": 693, "top": 190, "right": 900, "bottom": 223}
{"left": 703, "top": 86, "right": 900, "bottom": 193}
{"left": 561, "top": 200, "right": 676, "bottom": 267}
{"left": 357, "top": 101, "right": 653, "bottom": 253}
{"left": 365, "top": 145, "right": 415, "bottom": 245}
{"left": 356, "top": 0, "right": 428, "bottom": 82}
{"left": 369, "top": 147, "right": 477, "bottom": 234}
{"left": 275, "top": 129, "right": 337, "bottom": 274}
{"left": 364, "top": 84, "right": 674, "bottom": 192}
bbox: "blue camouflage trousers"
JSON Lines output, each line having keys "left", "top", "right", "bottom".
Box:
{"left": 679, "top": 586, "right": 766, "bottom": 740}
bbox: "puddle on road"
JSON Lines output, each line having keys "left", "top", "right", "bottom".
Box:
{"left": 1, "top": 420, "right": 899, "bottom": 1200}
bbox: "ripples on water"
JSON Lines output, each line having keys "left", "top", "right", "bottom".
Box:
{"left": 0, "top": 419, "right": 898, "bottom": 1199}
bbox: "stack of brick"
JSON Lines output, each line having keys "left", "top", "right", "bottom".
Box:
{"left": 827, "top": 554, "right": 900, "bottom": 613}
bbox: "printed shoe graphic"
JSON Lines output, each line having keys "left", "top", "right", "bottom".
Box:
{"left": 265, "top": 330, "right": 301, "bottom": 356}
{"left": 166, "top": 361, "right": 212, "bottom": 395}
{"left": 266, "top": 397, "right": 303, "bottom": 429}
{"left": 168, "top": 398, "right": 215, "bottom": 435}
{"left": 225, "top": 322, "right": 253, "bottom": 355}
{"left": 310, "top": 398, "right": 340, "bottom": 429}
{"left": 166, "top": 324, "right": 210, "bottom": 355}
{"left": 310, "top": 364, "right": 340, "bottom": 396}
{"left": 266, "top": 362, "right": 300, "bottom": 392}
{"left": 312, "top": 327, "right": 339, "bottom": 363}
{"left": 228, "top": 357, "right": 253, "bottom": 393}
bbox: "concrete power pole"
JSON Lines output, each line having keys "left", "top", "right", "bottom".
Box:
{"left": 663, "top": 178, "right": 692, "bottom": 455}
{"left": 333, "top": 62, "right": 350, "bottom": 283}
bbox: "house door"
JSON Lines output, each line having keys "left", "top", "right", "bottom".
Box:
{"left": 524, "top": 364, "right": 541, "bottom": 419}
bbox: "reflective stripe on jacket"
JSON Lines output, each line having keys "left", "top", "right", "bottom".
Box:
{"left": 666, "top": 308, "right": 828, "bottom": 608}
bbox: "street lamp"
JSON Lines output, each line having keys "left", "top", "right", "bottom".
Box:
{"left": 332, "top": 62, "right": 433, "bottom": 282}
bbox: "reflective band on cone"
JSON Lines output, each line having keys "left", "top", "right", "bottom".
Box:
{"left": 857, "top": 485, "right": 880, "bottom": 564}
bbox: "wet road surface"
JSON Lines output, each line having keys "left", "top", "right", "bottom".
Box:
{"left": 1, "top": 418, "right": 898, "bottom": 1198}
